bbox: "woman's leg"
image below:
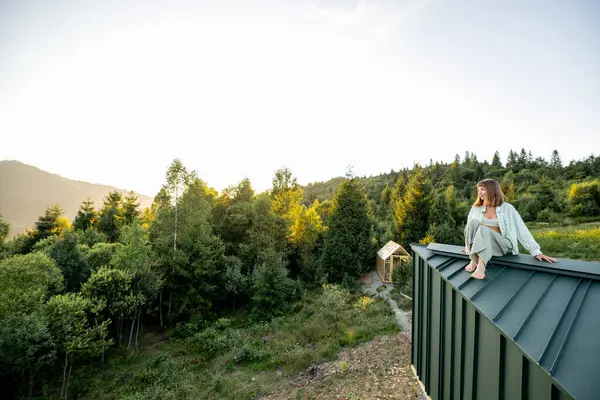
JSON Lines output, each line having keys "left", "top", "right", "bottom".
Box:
{"left": 471, "top": 228, "right": 512, "bottom": 280}
{"left": 464, "top": 219, "right": 480, "bottom": 272}
{"left": 470, "top": 227, "right": 494, "bottom": 279}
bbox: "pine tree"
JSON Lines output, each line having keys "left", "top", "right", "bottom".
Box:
{"left": 122, "top": 192, "right": 140, "bottom": 225}
{"left": 429, "top": 193, "right": 454, "bottom": 227}
{"left": 73, "top": 199, "right": 97, "bottom": 231}
{"left": 426, "top": 192, "right": 463, "bottom": 245}
{"left": 34, "top": 204, "right": 66, "bottom": 241}
{"left": 320, "top": 178, "right": 373, "bottom": 283}
{"left": 97, "top": 191, "right": 123, "bottom": 243}
{"left": 491, "top": 151, "right": 502, "bottom": 168}
{"left": 393, "top": 167, "right": 432, "bottom": 247}
{"left": 506, "top": 150, "right": 518, "bottom": 170}
{"left": 551, "top": 150, "right": 562, "bottom": 169}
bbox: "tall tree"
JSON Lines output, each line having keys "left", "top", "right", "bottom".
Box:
{"left": 168, "top": 177, "right": 225, "bottom": 319}
{"left": 45, "top": 230, "right": 90, "bottom": 293}
{"left": 35, "top": 204, "right": 67, "bottom": 242}
{"left": 551, "top": 149, "right": 562, "bottom": 169}
{"left": 320, "top": 177, "right": 373, "bottom": 283}
{"left": 270, "top": 168, "right": 303, "bottom": 232}
{"left": 390, "top": 174, "right": 407, "bottom": 212}
{"left": 73, "top": 199, "right": 97, "bottom": 231}
{"left": 491, "top": 151, "right": 503, "bottom": 168}
{"left": 0, "top": 252, "right": 63, "bottom": 396}
{"left": 110, "top": 223, "right": 161, "bottom": 351}
{"left": 97, "top": 191, "right": 123, "bottom": 243}
{"left": 122, "top": 191, "right": 141, "bottom": 225}
{"left": 393, "top": 167, "right": 432, "bottom": 246}
{"left": 425, "top": 192, "right": 463, "bottom": 245}
{"left": 251, "top": 249, "right": 297, "bottom": 319}
{"left": 232, "top": 178, "right": 255, "bottom": 203}
{"left": 164, "top": 158, "right": 190, "bottom": 255}
{"left": 506, "top": 149, "right": 518, "bottom": 170}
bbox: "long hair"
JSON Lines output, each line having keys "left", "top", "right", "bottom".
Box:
{"left": 473, "top": 179, "right": 505, "bottom": 207}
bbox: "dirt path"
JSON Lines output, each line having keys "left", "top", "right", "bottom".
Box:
{"left": 262, "top": 272, "right": 427, "bottom": 400}
{"left": 261, "top": 333, "right": 420, "bottom": 400}
{"left": 361, "top": 271, "right": 412, "bottom": 336}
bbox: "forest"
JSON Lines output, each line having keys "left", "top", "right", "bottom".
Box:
{"left": 0, "top": 148, "right": 599, "bottom": 399}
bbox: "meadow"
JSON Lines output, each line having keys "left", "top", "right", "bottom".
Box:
{"left": 528, "top": 221, "right": 600, "bottom": 261}
{"left": 66, "top": 284, "right": 399, "bottom": 400}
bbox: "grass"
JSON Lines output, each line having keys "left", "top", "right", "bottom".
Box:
{"left": 527, "top": 221, "right": 600, "bottom": 261}
{"left": 389, "top": 286, "right": 412, "bottom": 312}
{"left": 68, "top": 285, "right": 399, "bottom": 400}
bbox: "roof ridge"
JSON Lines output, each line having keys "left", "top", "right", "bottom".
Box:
{"left": 425, "top": 242, "right": 600, "bottom": 281}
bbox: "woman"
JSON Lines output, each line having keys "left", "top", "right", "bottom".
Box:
{"left": 463, "top": 179, "right": 557, "bottom": 279}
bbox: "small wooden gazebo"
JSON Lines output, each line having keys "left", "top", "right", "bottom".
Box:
{"left": 376, "top": 240, "right": 411, "bottom": 283}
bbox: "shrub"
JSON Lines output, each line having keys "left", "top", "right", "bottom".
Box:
{"left": 568, "top": 180, "right": 600, "bottom": 217}
{"left": 392, "top": 259, "right": 412, "bottom": 290}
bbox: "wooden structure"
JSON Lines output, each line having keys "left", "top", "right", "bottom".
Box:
{"left": 376, "top": 240, "right": 411, "bottom": 283}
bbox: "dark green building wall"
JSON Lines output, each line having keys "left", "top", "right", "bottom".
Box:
{"left": 411, "top": 250, "right": 575, "bottom": 400}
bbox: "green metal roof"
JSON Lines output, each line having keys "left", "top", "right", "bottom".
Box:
{"left": 413, "top": 243, "right": 600, "bottom": 400}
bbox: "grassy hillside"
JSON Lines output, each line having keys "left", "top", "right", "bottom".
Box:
{"left": 0, "top": 160, "right": 153, "bottom": 237}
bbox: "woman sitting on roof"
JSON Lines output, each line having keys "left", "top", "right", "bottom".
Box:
{"left": 463, "top": 178, "right": 557, "bottom": 279}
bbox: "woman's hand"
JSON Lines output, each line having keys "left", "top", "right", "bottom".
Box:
{"left": 535, "top": 254, "right": 558, "bottom": 263}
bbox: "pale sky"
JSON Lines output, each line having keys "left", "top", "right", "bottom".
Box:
{"left": 1, "top": 0, "right": 599, "bottom": 197}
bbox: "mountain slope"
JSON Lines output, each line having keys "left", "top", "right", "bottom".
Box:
{"left": 0, "top": 160, "right": 153, "bottom": 237}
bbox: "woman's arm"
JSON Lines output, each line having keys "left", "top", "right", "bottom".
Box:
{"left": 510, "top": 205, "right": 542, "bottom": 256}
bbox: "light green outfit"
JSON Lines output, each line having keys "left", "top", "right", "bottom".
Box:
{"left": 464, "top": 203, "right": 542, "bottom": 256}
{"left": 464, "top": 217, "right": 512, "bottom": 266}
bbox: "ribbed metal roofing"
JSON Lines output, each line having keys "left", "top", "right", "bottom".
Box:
{"left": 416, "top": 243, "right": 600, "bottom": 400}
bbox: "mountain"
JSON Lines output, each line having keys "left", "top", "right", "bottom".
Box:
{"left": 0, "top": 160, "right": 153, "bottom": 237}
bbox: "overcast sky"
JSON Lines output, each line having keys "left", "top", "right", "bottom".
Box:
{"left": 1, "top": 0, "right": 598, "bottom": 197}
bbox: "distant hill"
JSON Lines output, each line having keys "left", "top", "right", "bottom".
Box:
{"left": 0, "top": 160, "right": 153, "bottom": 237}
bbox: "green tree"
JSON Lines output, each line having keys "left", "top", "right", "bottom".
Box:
{"left": 251, "top": 250, "right": 297, "bottom": 319}
{"left": 0, "top": 214, "right": 9, "bottom": 259}
{"left": 0, "top": 252, "right": 63, "bottom": 396}
{"left": 491, "top": 151, "right": 503, "bottom": 168}
{"left": 320, "top": 177, "right": 374, "bottom": 283}
{"left": 97, "top": 191, "right": 123, "bottom": 243}
{"left": 425, "top": 193, "right": 462, "bottom": 245}
{"left": 73, "top": 199, "right": 97, "bottom": 231}
{"left": 35, "top": 204, "right": 67, "bottom": 242}
{"left": 429, "top": 192, "right": 454, "bottom": 227}
{"left": 45, "top": 229, "right": 90, "bottom": 292}
{"left": 87, "top": 242, "right": 123, "bottom": 272}
{"left": 45, "top": 293, "right": 109, "bottom": 400}
{"left": 393, "top": 167, "right": 432, "bottom": 246}
{"left": 232, "top": 177, "right": 255, "bottom": 203}
{"left": 122, "top": 191, "right": 141, "bottom": 225}
{"left": 80, "top": 267, "right": 135, "bottom": 351}
{"left": 390, "top": 174, "right": 407, "bottom": 210}
{"left": 165, "top": 158, "right": 191, "bottom": 254}
{"left": 551, "top": 149, "right": 562, "bottom": 169}
{"left": 270, "top": 167, "right": 303, "bottom": 232}
{"left": 223, "top": 256, "right": 248, "bottom": 310}
{"left": 238, "top": 194, "right": 288, "bottom": 271}
{"left": 506, "top": 149, "right": 518, "bottom": 170}
{"left": 168, "top": 177, "right": 225, "bottom": 320}
{"left": 289, "top": 202, "right": 324, "bottom": 280}
{"left": 111, "top": 223, "right": 161, "bottom": 351}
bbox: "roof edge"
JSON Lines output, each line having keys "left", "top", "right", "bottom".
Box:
{"left": 422, "top": 242, "right": 600, "bottom": 281}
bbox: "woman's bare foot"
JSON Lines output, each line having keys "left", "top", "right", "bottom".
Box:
{"left": 471, "top": 258, "right": 486, "bottom": 280}
{"left": 465, "top": 261, "right": 477, "bottom": 272}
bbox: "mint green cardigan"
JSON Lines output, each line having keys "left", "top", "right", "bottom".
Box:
{"left": 466, "top": 202, "right": 542, "bottom": 256}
